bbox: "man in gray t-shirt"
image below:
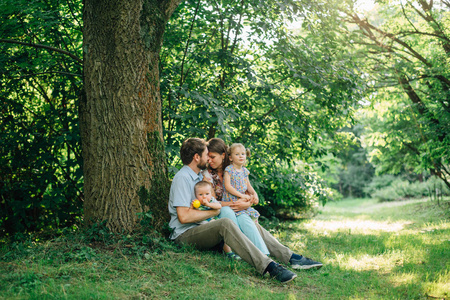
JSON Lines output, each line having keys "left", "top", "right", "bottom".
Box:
{"left": 168, "top": 164, "right": 206, "bottom": 239}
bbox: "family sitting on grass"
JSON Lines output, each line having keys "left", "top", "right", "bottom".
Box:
{"left": 168, "top": 138, "right": 323, "bottom": 283}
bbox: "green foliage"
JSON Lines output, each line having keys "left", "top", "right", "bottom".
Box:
{"left": 367, "top": 176, "right": 450, "bottom": 202}
{"left": 4, "top": 0, "right": 447, "bottom": 237}
{"left": 0, "top": 0, "right": 83, "bottom": 236}
{"left": 255, "top": 163, "right": 339, "bottom": 218}
{"left": 350, "top": 1, "right": 450, "bottom": 189}
{"left": 161, "top": 0, "right": 364, "bottom": 161}
{"left": 161, "top": 0, "right": 366, "bottom": 216}
{"left": 363, "top": 174, "right": 397, "bottom": 196}
{"left": 319, "top": 125, "right": 375, "bottom": 198}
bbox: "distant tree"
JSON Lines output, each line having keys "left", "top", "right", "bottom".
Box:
{"left": 332, "top": 125, "right": 374, "bottom": 198}
{"left": 346, "top": 0, "right": 450, "bottom": 188}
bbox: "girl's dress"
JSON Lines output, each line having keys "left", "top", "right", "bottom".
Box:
{"left": 222, "top": 165, "right": 260, "bottom": 218}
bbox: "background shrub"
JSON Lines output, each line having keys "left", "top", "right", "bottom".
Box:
{"left": 254, "top": 163, "right": 339, "bottom": 219}
{"left": 369, "top": 176, "right": 450, "bottom": 202}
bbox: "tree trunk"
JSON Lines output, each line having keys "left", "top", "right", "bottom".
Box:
{"left": 81, "top": 0, "right": 182, "bottom": 232}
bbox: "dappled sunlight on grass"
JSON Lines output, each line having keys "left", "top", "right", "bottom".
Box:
{"left": 391, "top": 272, "right": 419, "bottom": 287}
{"left": 303, "top": 219, "right": 413, "bottom": 235}
{"left": 272, "top": 198, "right": 450, "bottom": 299}
{"left": 329, "top": 250, "right": 416, "bottom": 274}
{"left": 425, "top": 269, "right": 450, "bottom": 298}
{"left": 2, "top": 198, "right": 447, "bottom": 300}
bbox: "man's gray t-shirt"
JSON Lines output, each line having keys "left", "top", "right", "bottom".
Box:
{"left": 168, "top": 165, "right": 203, "bottom": 240}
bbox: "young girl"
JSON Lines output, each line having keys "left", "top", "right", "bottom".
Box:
{"left": 222, "top": 143, "right": 260, "bottom": 219}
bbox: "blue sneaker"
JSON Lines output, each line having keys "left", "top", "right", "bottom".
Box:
{"left": 267, "top": 263, "right": 297, "bottom": 283}
{"left": 290, "top": 255, "right": 323, "bottom": 270}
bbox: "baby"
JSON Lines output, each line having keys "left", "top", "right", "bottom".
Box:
{"left": 192, "top": 181, "right": 241, "bottom": 260}
{"left": 192, "top": 181, "right": 221, "bottom": 222}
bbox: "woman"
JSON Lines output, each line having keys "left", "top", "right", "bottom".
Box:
{"left": 204, "top": 138, "right": 323, "bottom": 270}
{"left": 204, "top": 138, "right": 270, "bottom": 255}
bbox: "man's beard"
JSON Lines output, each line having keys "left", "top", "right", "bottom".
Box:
{"left": 197, "top": 160, "right": 207, "bottom": 170}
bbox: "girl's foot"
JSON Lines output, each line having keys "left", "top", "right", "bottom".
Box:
{"left": 226, "top": 252, "right": 242, "bottom": 261}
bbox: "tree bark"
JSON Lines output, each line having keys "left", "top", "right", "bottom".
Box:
{"left": 81, "top": 0, "right": 182, "bottom": 232}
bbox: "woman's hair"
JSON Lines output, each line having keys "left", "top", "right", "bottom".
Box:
{"left": 207, "top": 138, "right": 230, "bottom": 170}
{"left": 180, "top": 138, "right": 207, "bottom": 165}
{"left": 227, "top": 143, "right": 251, "bottom": 157}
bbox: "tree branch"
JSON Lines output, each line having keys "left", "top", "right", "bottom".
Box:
{"left": 349, "top": 14, "right": 432, "bottom": 67}
{"left": 0, "top": 39, "right": 82, "bottom": 64}
{"left": 179, "top": 0, "right": 201, "bottom": 87}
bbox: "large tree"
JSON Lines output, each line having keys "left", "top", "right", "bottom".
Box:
{"left": 81, "top": 0, "right": 183, "bottom": 232}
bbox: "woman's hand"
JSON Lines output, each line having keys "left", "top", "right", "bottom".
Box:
{"left": 230, "top": 199, "right": 252, "bottom": 212}
{"left": 250, "top": 193, "right": 259, "bottom": 205}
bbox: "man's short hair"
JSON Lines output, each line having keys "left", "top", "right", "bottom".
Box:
{"left": 180, "top": 138, "right": 207, "bottom": 165}
{"left": 194, "top": 181, "right": 212, "bottom": 195}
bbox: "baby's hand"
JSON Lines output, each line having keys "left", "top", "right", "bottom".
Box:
{"left": 200, "top": 198, "right": 210, "bottom": 206}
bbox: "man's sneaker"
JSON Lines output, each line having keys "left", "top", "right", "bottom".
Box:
{"left": 268, "top": 263, "right": 297, "bottom": 283}
{"left": 290, "top": 255, "right": 323, "bottom": 270}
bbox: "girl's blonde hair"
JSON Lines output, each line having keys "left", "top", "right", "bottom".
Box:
{"left": 227, "top": 143, "right": 251, "bottom": 157}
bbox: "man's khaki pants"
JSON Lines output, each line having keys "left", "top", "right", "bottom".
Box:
{"left": 175, "top": 218, "right": 292, "bottom": 274}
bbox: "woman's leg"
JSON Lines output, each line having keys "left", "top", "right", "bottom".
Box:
{"left": 218, "top": 206, "right": 239, "bottom": 226}
{"left": 236, "top": 214, "right": 270, "bottom": 255}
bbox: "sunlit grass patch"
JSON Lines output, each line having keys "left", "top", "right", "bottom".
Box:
{"left": 266, "top": 198, "right": 449, "bottom": 299}
{"left": 303, "top": 219, "right": 413, "bottom": 235}
{"left": 391, "top": 272, "right": 418, "bottom": 286}
{"left": 423, "top": 269, "right": 450, "bottom": 299}
{"left": 330, "top": 249, "right": 412, "bottom": 273}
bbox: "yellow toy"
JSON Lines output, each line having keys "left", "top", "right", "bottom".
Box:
{"left": 192, "top": 199, "right": 201, "bottom": 209}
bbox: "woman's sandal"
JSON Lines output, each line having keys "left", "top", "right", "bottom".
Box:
{"left": 226, "top": 252, "right": 242, "bottom": 261}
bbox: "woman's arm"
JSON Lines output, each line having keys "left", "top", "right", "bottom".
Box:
{"left": 245, "top": 178, "right": 259, "bottom": 205}
{"left": 224, "top": 171, "right": 250, "bottom": 199}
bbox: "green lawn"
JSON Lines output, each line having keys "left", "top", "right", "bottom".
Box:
{"left": 1, "top": 198, "right": 449, "bottom": 299}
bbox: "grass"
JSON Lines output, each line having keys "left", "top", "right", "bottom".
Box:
{"left": 1, "top": 198, "right": 449, "bottom": 299}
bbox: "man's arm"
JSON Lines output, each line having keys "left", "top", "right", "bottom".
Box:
{"left": 177, "top": 206, "right": 220, "bottom": 224}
